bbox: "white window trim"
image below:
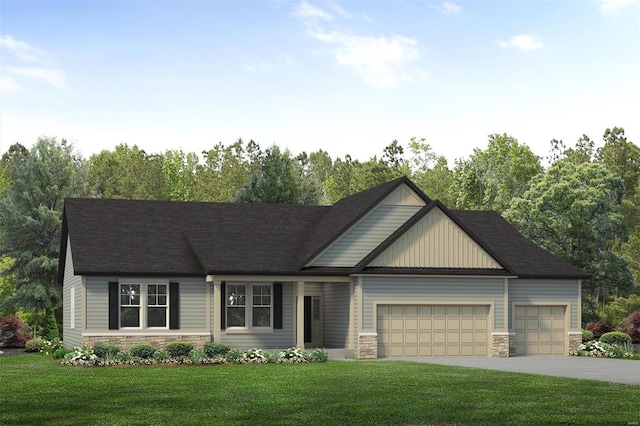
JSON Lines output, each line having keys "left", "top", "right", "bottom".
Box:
{"left": 225, "top": 282, "right": 273, "bottom": 332}
{"left": 119, "top": 282, "right": 169, "bottom": 330}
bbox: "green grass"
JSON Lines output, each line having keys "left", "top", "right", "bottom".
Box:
{"left": 1, "top": 355, "right": 638, "bottom": 425}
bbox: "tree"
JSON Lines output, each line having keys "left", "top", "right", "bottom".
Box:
{"left": 546, "top": 135, "right": 595, "bottom": 166}
{"left": 162, "top": 149, "right": 198, "bottom": 201}
{"left": 453, "top": 134, "right": 542, "bottom": 212}
{"left": 505, "top": 161, "right": 633, "bottom": 311}
{"left": 597, "top": 127, "right": 640, "bottom": 199}
{"left": 0, "top": 137, "right": 87, "bottom": 334}
{"left": 88, "top": 144, "right": 165, "bottom": 200}
{"left": 407, "top": 138, "right": 455, "bottom": 206}
{"left": 234, "top": 145, "right": 321, "bottom": 204}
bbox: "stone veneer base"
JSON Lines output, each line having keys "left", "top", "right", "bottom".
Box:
{"left": 84, "top": 335, "right": 210, "bottom": 351}
{"left": 358, "top": 333, "right": 378, "bottom": 359}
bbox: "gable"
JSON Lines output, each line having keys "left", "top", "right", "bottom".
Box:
{"left": 308, "top": 183, "right": 426, "bottom": 267}
{"left": 368, "top": 207, "right": 503, "bottom": 269}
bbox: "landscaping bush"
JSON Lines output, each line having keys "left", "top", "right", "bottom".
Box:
{"left": 93, "top": 343, "right": 121, "bottom": 359}
{"left": 278, "top": 347, "right": 311, "bottom": 363}
{"left": 165, "top": 341, "right": 193, "bottom": 357}
{"left": 41, "top": 311, "right": 60, "bottom": 341}
{"left": 573, "top": 340, "right": 633, "bottom": 358}
{"left": 0, "top": 315, "right": 33, "bottom": 348}
{"left": 203, "top": 342, "right": 231, "bottom": 358}
{"left": 586, "top": 321, "right": 614, "bottom": 339}
{"left": 189, "top": 349, "right": 206, "bottom": 364}
{"left": 53, "top": 348, "right": 70, "bottom": 359}
{"left": 619, "top": 310, "right": 640, "bottom": 343}
{"left": 129, "top": 343, "right": 156, "bottom": 359}
{"left": 581, "top": 329, "right": 594, "bottom": 343}
{"left": 25, "top": 337, "right": 47, "bottom": 352}
{"left": 600, "top": 331, "right": 632, "bottom": 348}
{"left": 225, "top": 348, "right": 242, "bottom": 363}
{"left": 153, "top": 350, "right": 170, "bottom": 363}
{"left": 311, "top": 348, "right": 329, "bottom": 362}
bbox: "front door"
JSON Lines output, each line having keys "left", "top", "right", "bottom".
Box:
{"left": 304, "top": 295, "right": 322, "bottom": 348}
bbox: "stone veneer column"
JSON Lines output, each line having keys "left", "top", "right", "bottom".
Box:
{"left": 490, "top": 332, "right": 513, "bottom": 357}
{"left": 358, "top": 333, "right": 378, "bottom": 359}
{"left": 567, "top": 332, "right": 582, "bottom": 355}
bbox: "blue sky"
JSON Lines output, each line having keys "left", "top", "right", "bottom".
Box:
{"left": 1, "top": 0, "right": 638, "bottom": 165}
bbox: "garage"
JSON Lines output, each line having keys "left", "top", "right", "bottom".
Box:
{"left": 514, "top": 305, "right": 566, "bottom": 355}
{"left": 377, "top": 304, "right": 490, "bottom": 357}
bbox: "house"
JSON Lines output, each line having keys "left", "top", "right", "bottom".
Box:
{"left": 58, "top": 177, "right": 589, "bottom": 358}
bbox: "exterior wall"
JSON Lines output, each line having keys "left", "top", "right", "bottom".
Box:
{"left": 219, "top": 283, "right": 295, "bottom": 350}
{"left": 177, "top": 278, "right": 208, "bottom": 329}
{"left": 85, "top": 335, "right": 210, "bottom": 351}
{"left": 508, "top": 279, "right": 580, "bottom": 330}
{"left": 360, "top": 276, "right": 505, "bottom": 331}
{"left": 311, "top": 205, "right": 422, "bottom": 267}
{"left": 62, "top": 238, "right": 83, "bottom": 348}
{"left": 358, "top": 333, "right": 378, "bottom": 359}
{"left": 85, "top": 277, "right": 113, "bottom": 329}
{"left": 322, "top": 283, "right": 351, "bottom": 348}
{"left": 370, "top": 208, "right": 502, "bottom": 269}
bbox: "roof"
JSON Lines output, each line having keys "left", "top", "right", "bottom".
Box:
{"left": 58, "top": 177, "right": 589, "bottom": 282}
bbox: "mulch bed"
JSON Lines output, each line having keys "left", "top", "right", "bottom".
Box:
{"left": 0, "top": 347, "right": 37, "bottom": 357}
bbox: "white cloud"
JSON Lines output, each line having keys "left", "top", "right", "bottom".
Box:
{"left": 5, "top": 66, "right": 67, "bottom": 90}
{"left": 498, "top": 35, "right": 543, "bottom": 52}
{"left": 600, "top": 0, "right": 637, "bottom": 12}
{"left": 313, "top": 30, "right": 427, "bottom": 88}
{"left": 0, "top": 75, "right": 23, "bottom": 92}
{"left": 441, "top": 2, "right": 462, "bottom": 15}
{"left": 0, "top": 34, "right": 45, "bottom": 62}
{"left": 293, "top": 1, "right": 333, "bottom": 21}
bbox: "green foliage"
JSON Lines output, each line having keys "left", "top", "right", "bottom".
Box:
{"left": 53, "top": 347, "right": 69, "bottom": 359}
{"left": 0, "top": 257, "right": 16, "bottom": 317}
{"left": 203, "top": 342, "right": 231, "bottom": 357}
{"left": 225, "top": 348, "right": 243, "bottom": 363}
{"left": 505, "top": 160, "right": 633, "bottom": 303}
{"left": 153, "top": 350, "right": 169, "bottom": 363}
{"left": 599, "top": 331, "right": 632, "bottom": 348}
{"left": 129, "top": 343, "right": 156, "bottom": 359}
{"left": 407, "top": 138, "right": 455, "bottom": 207}
{"left": 188, "top": 349, "right": 205, "bottom": 364}
{"left": 25, "top": 337, "right": 47, "bottom": 352}
{"left": 581, "top": 329, "right": 594, "bottom": 343}
{"left": 454, "top": 134, "right": 542, "bottom": 212}
{"left": 165, "top": 341, "right": 193, "bottom": 357}
{"left": 0, "top": 137, "right": 87, "bottom": 330}
{"left": 162, "top": 149, "right": 198, "bottom": 201}
{"left": 41, "top": 310, "right": 60, "bottom": 341}
{"left": 93, "top": 343, "right": 121, "bottom": 359}
{"left": 115, "top": 351, "right": 131, "bottom": 363}
{"left": 311, "top": 348, "right": 329, "bottom": 362}
{"left": 597, "top": 294, "right": 640, "bottom": 327}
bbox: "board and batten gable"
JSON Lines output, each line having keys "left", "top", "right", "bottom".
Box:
{"left": 359, "top": 277, "right": 506, "bottom": 331}
{"left": 62, "top": 236, "right": 83, "bottom": 348}
{"left": 508, "top": 279, "right": 581, "bottom": 330}
{"left": 369, "top": 207, "right": 502, "bottom": 269}
{"left": 309, "top": 184, "right": 425, "bottom": 267}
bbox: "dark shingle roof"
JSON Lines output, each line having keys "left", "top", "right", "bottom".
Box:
{"left": 59, "top": 177, "right": 589, "bottom": 282}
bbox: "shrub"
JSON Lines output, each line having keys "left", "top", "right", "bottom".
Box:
{"left": 203, "top": 342, "right": 231, "bottom": 358}
{"left": 153, "top": 350, "right": 170, "bottom": 363}
{"left": 600, "top": 331, "right": 632, "bottom": 348}
{"left": 240, "top": 348, "right": 269, "bottom": 363}
{"left": 53, "top": 348, "right": 70, "bottom": 359}
{"left": 63, "top": 345, "right": 98, "bottom": 366}
{"left": 619, "top": 310, "right": 640, "bottom": 343}
{"left": 0, "top": 316, "right": 33, "bottom": 348}
{"left": 586, "top": 321, "right": 614, "bottom": 339}
{"left": 574, "top": 340, "right": 633, "bottom": 358}
{"left": 129, "top": 343, "right": 156, "bottom": 359}
{"left": 225, "top": 348, "right": 243, "bottom": 363}
{"left": 41, "top": 338, "right": 63, "bottom": 355}
{"left": 581, "top": 329, "right": 594, "bottom": 343}
{"left": 189, "top": 349, "right": 205, "bottom": 364}
{"left": 93, "top": 343, "right": 121, "bottom": 359}
{"left": 311, "top": 348, "right": 329, "bottom": 362}
{"left": 278, "top": 347, "right": 311, "bottom": 363}
{"left": 165, "top": 341, "right": 193, "bottom": 358}
{"left": 41, "top": 311, "right": 60, "bottom": 341}
{"left": 115, "top": 351, "right": 131, "bottom": 363}
{"left": 25, "top": 337, "right": 47, "bottom": 352}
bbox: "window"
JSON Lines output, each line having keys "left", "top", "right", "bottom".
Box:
{"left": 226, "top": 283, "right": 272, "bottom": 329}
{"left": 119, "top": 283, "right": 168, "bottom": 328}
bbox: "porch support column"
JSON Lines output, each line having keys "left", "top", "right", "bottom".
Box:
{"left": 296, "top": 281, "right": 305, "bottom": 348}
{"left": 212, "top": 279, "right": 222, "bottom": 343}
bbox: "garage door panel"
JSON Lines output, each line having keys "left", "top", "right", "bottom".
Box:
{"left": 378, "top": 304, "right": 490, "bottom": 358}
{"left": 515, "top": 305, "right": 566, "bottom": 356}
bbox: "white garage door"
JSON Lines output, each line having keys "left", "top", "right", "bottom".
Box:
{"left": 377, "top": 305, "right": 490, "bottom": 357}
{"left": 515, "top": 305, "right": 566, "bottom": 355}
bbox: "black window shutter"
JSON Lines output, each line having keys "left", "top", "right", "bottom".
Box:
{"left": 169, "top": 282, "right": 179, "bottom": 329}
{"left": 273, "top": 282, "right": 283, "bottom": 330}
{"left": 108, "top": 281, "right": 119, "bottom": 330}
{"left": 220, "top": 282, "right": 226, "bottom": 330}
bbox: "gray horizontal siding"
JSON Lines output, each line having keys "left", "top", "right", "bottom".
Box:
{"left": 509, "top": 279, "right": 580, "bottom": 330}
{"left": 361, "top": 277, "right": 504, "bottom": 330}
{"left": 178, "top": 278, "right": 207, "bottom": 329}
{"left": 220, "top": 284, "right": 294, "bottom": 350}
{"left": 62, "top": 240, "right": 82, "bottom": 348}
{"left": 312, "top": 205, "right": 421, "bottom": 267}
{"left": 86, "top": 278, "right": 111, "bottom": 330}
{"left": 323, "top": 283, "right": 351, "bottom": 348}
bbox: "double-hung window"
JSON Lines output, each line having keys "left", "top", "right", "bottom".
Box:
{"left": 226, "top": 283, "right": 272, "bottom": 329}
{"left": 119, "top": 283, "right": 168, "bottom": 328}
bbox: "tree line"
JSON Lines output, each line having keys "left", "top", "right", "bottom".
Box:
{"left": 1, "top": 128, "right": 638, "bottom": 337}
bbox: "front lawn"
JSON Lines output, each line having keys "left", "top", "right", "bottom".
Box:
{"left": 1, "top": 355, "right": 638, "bottom": 425}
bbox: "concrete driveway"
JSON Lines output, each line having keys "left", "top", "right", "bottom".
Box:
{"left": 387, "top": 356, "right": 640, "bottom": 385}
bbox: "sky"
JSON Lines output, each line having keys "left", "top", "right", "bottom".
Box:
{"left": 1, "top": 0, "right": 639, "bottom": 165}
